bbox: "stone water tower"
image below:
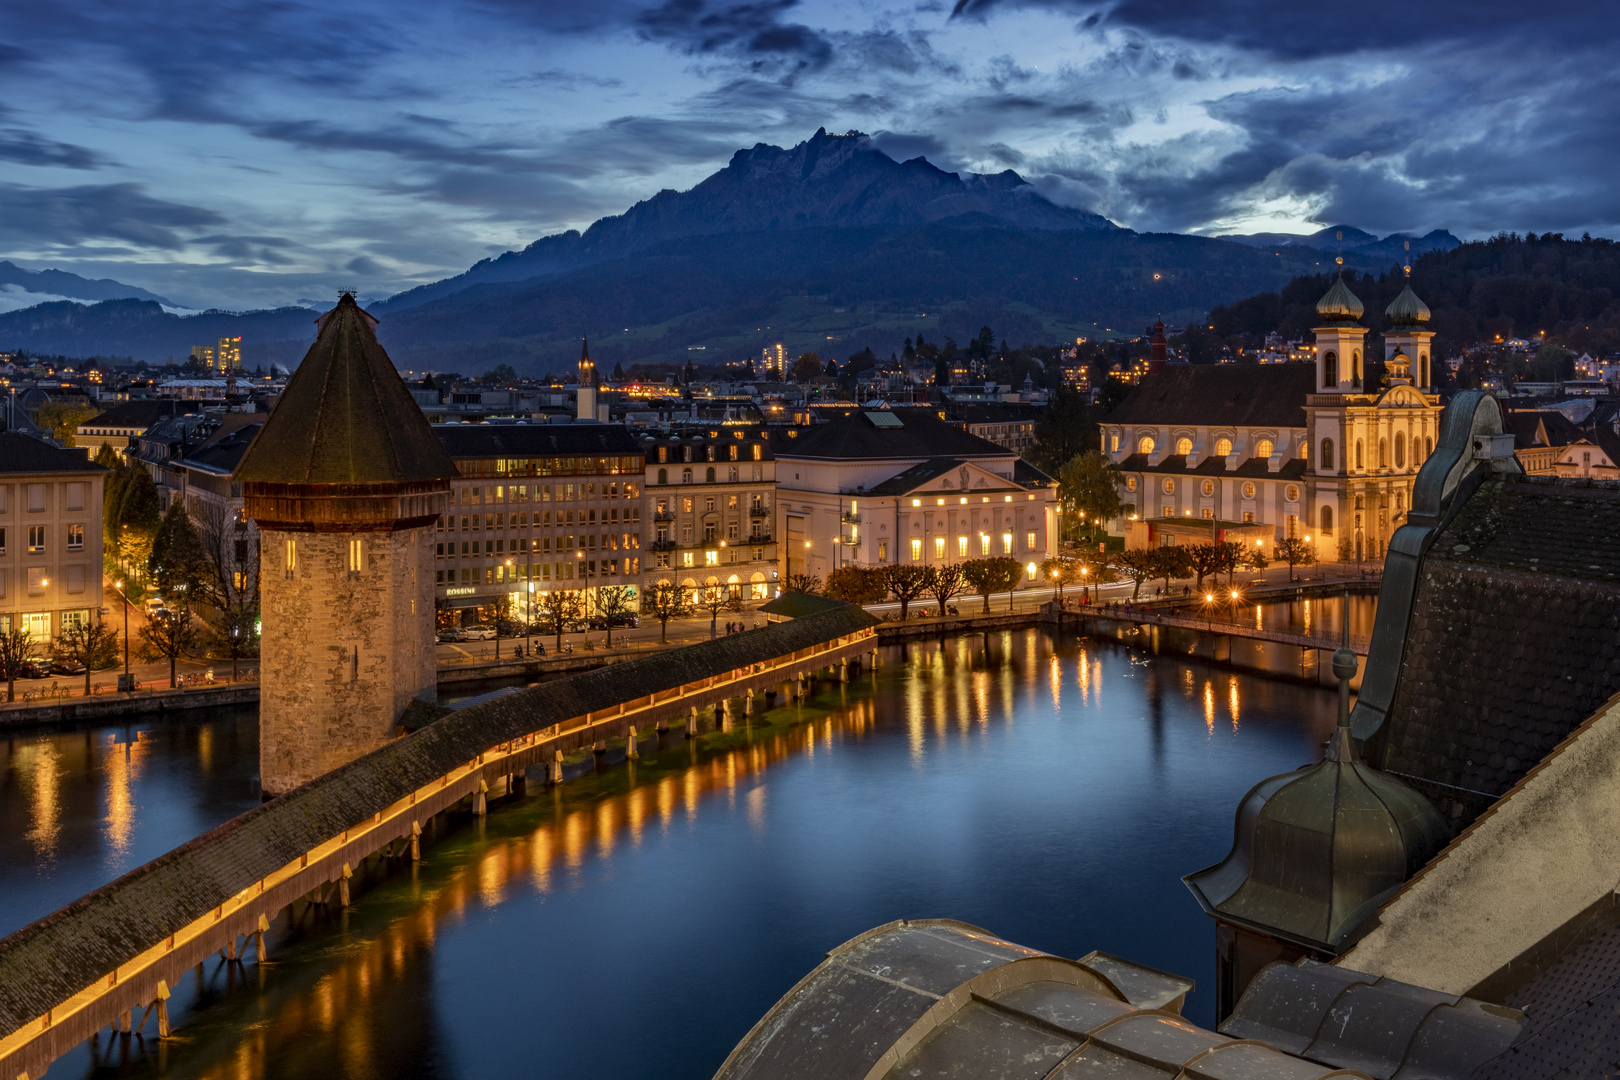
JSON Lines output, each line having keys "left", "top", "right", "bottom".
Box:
{"left": 235, "top": 294, "right": 456, "bottom": 795}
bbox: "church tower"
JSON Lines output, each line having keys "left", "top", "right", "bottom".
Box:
{"left": 576, "top": 336, "right": 599, "bottom": 422}
{"left": 1148, "top": 318, "right": 1168, "bottom": 375}
{"left": 235, "top": 294, "right": 456, "bottom": 795}
{"left": 1383, "top": 272, "right": 1436, "bottom": 391}
{"left": 1313, "top": 274, "right": 1367, "bottom": 393}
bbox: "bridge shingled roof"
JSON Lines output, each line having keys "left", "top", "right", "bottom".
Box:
{"left": 0, "top": 602, "right": 877, "bottom": 1039}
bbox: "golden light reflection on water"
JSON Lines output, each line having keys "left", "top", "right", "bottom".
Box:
{"left": 102, "top": 734, "right": 148, "bottom": 861}
{"left": 106, "top": 630, "right": 1311, "bottom": 1080}
{"left": 19, "top": 740, "right": 62, "bottom": 862}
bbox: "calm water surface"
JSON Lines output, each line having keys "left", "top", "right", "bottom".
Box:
{"left": 2, "top": 629, "right": 1337, "bottom": 1079}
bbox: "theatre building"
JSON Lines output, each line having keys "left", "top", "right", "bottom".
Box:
{"left": 431, "top": 424, "right": 645, "bottom": 624}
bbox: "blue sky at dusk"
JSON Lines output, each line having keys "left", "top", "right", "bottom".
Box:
{"left": 0, "top": 0, "right": 1613, "bottom": 310}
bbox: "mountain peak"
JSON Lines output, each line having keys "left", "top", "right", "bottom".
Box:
{"left": 380, "top": 130, "right": 1116, "bottom": 313}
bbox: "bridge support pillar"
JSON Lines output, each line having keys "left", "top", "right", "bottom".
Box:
{"left": 686, "top": 705, "right": 700, "bottom": 737}
{"left": 839, "top": 659, "right": 849, "bottom": 683}
{"left": 656, "top": 712, "right": 670, "bottom": 733}
{"left": 225, "top": 936, "right": 238, "bottom": 962}
{"left": 627, "top": 726, "right": 639, "bottom": 759}
{"left": 340, "top": 863, "right": 353, "bottom": 906}
{"left": 744, "top": 692, "right": 755, "bottom": 717}
{"left": 870, "top": 649, "right": 879, "bottom": 671}
{"left": 473, "top": 781, "right": 489, "bottom": 817}
{"left": 119, "top": 1009, "right": 131, "bottom": 1035}
{"left": 719, "top": 702, "right": 733, "bottom": 733}
{"left": 411, "top": 820, "right": 422, "bottom": 861}
{"left": 593, "top": 738, "right": 607, "bottom": 758}
{"left": 255, "top": 915, "right": 269, "bottom": 963}
{"left": 156, "top": 981, "right": 170, "bottom": 1039}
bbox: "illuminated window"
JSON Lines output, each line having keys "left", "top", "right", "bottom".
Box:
{"left": 979, "top": 534, "right": 990, "bottom": 556}
{"left": 682, "top": 552, "right": 694, "bottom": 567}
{"left": 1286, "top": 485, "right": 1300, "bottom": 501}
{"left": 1242, "top": 482, "right": 1256, "bottom": 499}
{"left": 878, "top": 542, "right": 887, "bottom": 561}
{"left": 1163, "top": 505, "right": 1174, "bottom": 518}
{"left": 1026, "top": 530, "right": 1037, "bottom": 549}
{"left": 1255, "top": 439, "right": 1274, "bottom": 459}
{"left": 1201, "top": 480, "right": 1214, "bottom": 496}
{"left": 1002, "top": 533, "right": 1013, "bottom": 554}
{"left": 911, "top": 498, "right": 921, "bottom": 507}
{"left": 1215, "top": 437, "right": 1232, "bottom": 457}
{"left": 66, "top": 523, "right": 83, "bottom": 550}
{"left": 705, "top": 550, "right": 719, "bottom": 566}
{"left": 1242, "top": 511, "right": 1254, "bottom": 523}
{"left": 1137, "top": 435, "right": 1155, "bottom": 454}
{"left": 958, "top": 535, "right": 968, "bottom": 557}
{"left": 284, "top": 538, "right": 297, "bottom": 578}
{"left": 1162, "top": 478, "right": 1175, "bottom": 494}
{"left": 1175, "top": 437, "right": 1192, "bottom": 456}
{"left": 1125, "top": 477, "right": 1137, "bottom": 491}
{"left": 910, "top": 538, "right": 922, "bottom": 562}
{"left": 1202, "top": 508, "right": 1214, "bottom": 519}
{"left": 348, "top": 538, "right": 363, "bottom": 576}
{"left": 1110, "top": 434, "right": 1120, "bottom": 452}
{"left": 934, "top": 536, "right": 946, "bottom": 559}
{"left": 27, "top": 526, "right": 44, "bottom": 553}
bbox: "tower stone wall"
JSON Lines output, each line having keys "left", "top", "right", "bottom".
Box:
{"left": 257, "top": 524, "right": 438, "bottom": 794}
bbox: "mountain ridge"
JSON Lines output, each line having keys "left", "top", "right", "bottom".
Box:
{"left": 0, "top": 261, "right": 173, "bottom": 307}
{"left": 377, "top": 128, "right": 1117, "bottom": 314}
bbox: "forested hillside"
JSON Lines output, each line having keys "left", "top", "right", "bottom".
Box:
{"left": 1209, "top": 233, "right": 1620, "bottom": 358}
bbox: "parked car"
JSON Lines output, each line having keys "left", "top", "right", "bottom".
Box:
{"left": 53, "top": 658, "right": 88, "bottom": 676}
{"left": 18, "top": 660, "right": 54, "bottom": 679}
{"left": 588, "top": 613, "right": 640, "bottom": 631}
{"left": 460, "top": 625, "right": 496, "bottom": 641}
{"left": 495, "top": 619, "right": 526, "bottom": 636}
{"left": 435, "top": 628, "right": 465, "bottom": 643}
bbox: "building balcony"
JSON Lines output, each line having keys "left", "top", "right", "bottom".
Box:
{"left": 840, "top": 511, "right": 862, "bottom": 524}
{"left": 649, "top": 539, "right": 677, "bottom": 552}
{"left": 749, "top": 507, "right": 771, "bottom": 518}
{"left": 653, "top": 510, "right": 676, "bottom": 522}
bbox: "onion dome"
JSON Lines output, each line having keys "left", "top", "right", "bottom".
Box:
{"left": 1385, "top": 284, "right": 1432, "bottom": 327}
{"left": 1315, "top": 276, "right": 1365, "bottom": 323}
{"left": 1184, "top": 607, "right": 1448, "bottom": 954}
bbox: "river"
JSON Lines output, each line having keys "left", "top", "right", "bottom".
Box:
{"left": 0, "top": 626, "right": 1339, "bottom": 1079}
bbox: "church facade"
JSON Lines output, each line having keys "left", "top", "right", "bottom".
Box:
{"left": 1101, "top": 278, "right": 1442, "bottom": 563}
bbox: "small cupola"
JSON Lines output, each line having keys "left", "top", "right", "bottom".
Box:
{"left": 1185, "top": 602, "right": 1448, "bottom": 965}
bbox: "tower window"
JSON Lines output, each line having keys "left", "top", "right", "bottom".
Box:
{"left": 1352, "top": 351, "right": 1363, "bottom": 388}
{"left": 1356, "top": 440, "right": 1364, "bottom": 469}
{"left": 285, "top": 538, "right": 297, "bottom": 579}
{"left": 348, "top": 538, "right": 364, "bottom": 577}
{"left": 1323, "top": 350, "right": 1338, "bottom": 387}
{"left": 1321, "top": 505, "right": 1334, "bottom": 534}
{"left": 1395, "top": 432, "right": 1406, "bottom": 468}
{"left": 1321, "top": 438, "right": 1335, "bottom": 471}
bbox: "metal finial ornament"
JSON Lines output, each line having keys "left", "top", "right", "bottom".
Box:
{"left": 1404, "top": 239, "right": 1412, "bottom": 279}
{"left": 1326, "top": 593, "right": 1358, "bottom": 762}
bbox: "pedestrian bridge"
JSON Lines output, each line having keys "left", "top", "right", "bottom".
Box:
{"left": 1048, "top": 602, "right": 1371, "bottom": 655}
{"left": 0, "top": 603, "right": 878, "bottom": 1080}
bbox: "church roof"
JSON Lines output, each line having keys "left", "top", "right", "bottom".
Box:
{"left": 1385, "top": 284, "right": 1431, "bottom": 326}
{"left": 772, "top": 407, "right": 1011, "bottom": 461}
{"left": 234, "top": 294, "right": 456, "bottom": 486}
{"left": 1316, "top": 276, "right": 1365, "bottom": 322}
{"left": 1104, "top": 364, "right": 1316, "bottom": 430}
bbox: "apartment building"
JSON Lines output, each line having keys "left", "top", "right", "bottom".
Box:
{"left": 0, "top": 433, "right": 107, "bottom": 644}
{"left": 641, "top": 430, "right": 778, "bottom": 604}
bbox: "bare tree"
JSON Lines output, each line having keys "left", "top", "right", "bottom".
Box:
{"left": 783, "top": 572, "right": 821, "bottom": 594}
{"left": 926, "top": 564, "right": 969, "bottom": 616}
{"left": 595, "top": 584, "right": 633, "bottom": 647}
{"left": 0, "top": 625, "right": 33, "bottom": 703}
{"left": 699, "top": 582, "right": 743, "bottom": 639}
{"left": 643, "top": 579, "right": 693, "bottom": 644}
{"left": 138, "top": 607, "right": 199, "bottom": 688}
{"left": 881, "top": 564, "right": 930, "bottom": 620}
{"left": 537, "top": 590, "right": 586, "bottom": 652}
{"left": 54, "top": 619, "right": 119, "bottom": 695}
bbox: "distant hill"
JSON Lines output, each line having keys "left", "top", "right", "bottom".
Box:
{"left": 377, "top": 129, "right": 1118, "bottom": 314}
{"left": 374, "top": 223, "right": 1335, "bottom": 373}
{"left": 0, "top": 261, "right": 172, "bottom": 306}
{"left": 1209, "top": 232, "right": 1620, "bottom": 359}
{"left": 0, "top": 299, "right": 317, "bottom": 366}
{"left": 1216, "top": 225, "right": 1461, "bottom": 266}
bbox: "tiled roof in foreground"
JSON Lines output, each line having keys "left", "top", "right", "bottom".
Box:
{"left": 715, "top": 920, "right": 1518, "bottom": 1080}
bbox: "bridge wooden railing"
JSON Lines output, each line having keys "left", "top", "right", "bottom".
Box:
{"left": 0, "top": 605, "right": 879, "bottom": 1080}
{"left": 1050, "top": 604, "right": 1372, "bottom": 655}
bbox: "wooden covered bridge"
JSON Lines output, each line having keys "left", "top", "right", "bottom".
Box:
{"left": 0, "top": 603, "right": 878, "bottom": 1080}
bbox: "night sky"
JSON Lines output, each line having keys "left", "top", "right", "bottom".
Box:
{"left": 0, "top": 0, "right": 1614, "bottom": 310}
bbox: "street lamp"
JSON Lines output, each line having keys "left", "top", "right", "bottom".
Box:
{"left": 499, "top": 559, "right": 513, "bottom": 660}
{"left": 113, "top": 579, "right": 131, "bottom": 687}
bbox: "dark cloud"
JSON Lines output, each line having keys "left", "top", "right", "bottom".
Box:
{"left": 950, "top": 0, "right": 1609, "bottom": 58}
{"left": 0, "top": 129, "right": 104, "bottom": 169}
{"left": 636, "top": 0, "right": 833, "bottom": 71}
{"left": 0, "top": 182, "right": 224, "bottom": 249}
